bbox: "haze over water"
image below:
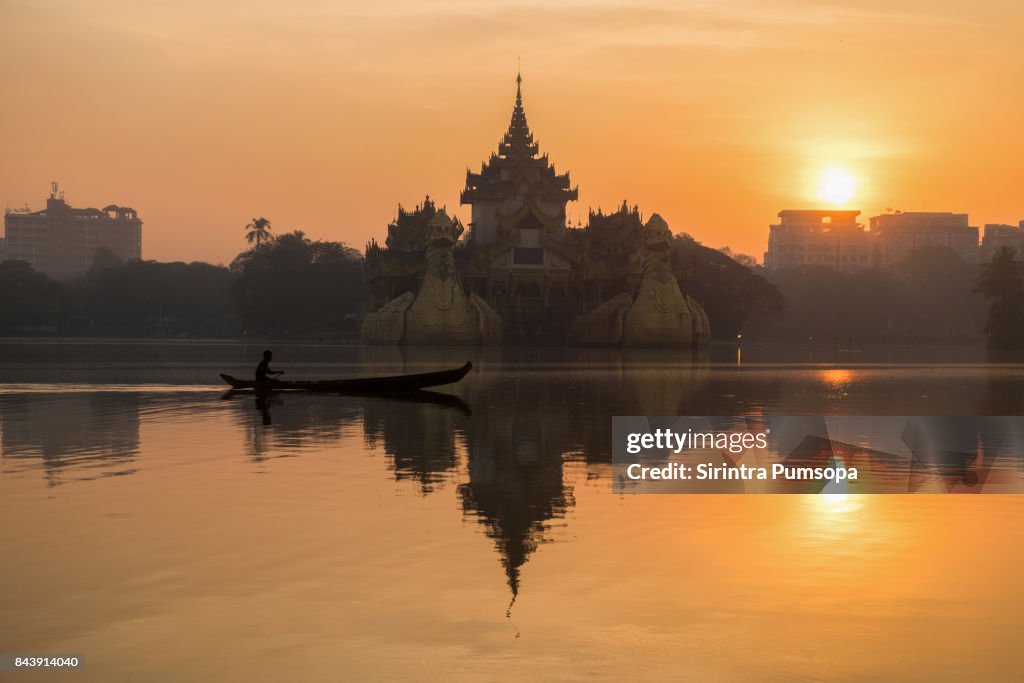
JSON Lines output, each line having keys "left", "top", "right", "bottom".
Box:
{"left": 2, "top": 341, "right": 1024, "bottom": 681}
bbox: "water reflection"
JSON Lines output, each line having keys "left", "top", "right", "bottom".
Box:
{"left": 222, "top": 382, "right": 574, "bottom": 601}
{"left": 6, "top": 347, "right": 1024, "bottom": 679}
{"left": 362, "top": 393, "right": 469, "bottom": 493}
{"left": 0, "top": 393, "right": 141, "bottom": 486}
{"left": 6, "top": 351, "right": 1024, "bottom": 613}
{"left": 456, "top": 378, "right": 576, "bottom": 603}
{"left": 210, "top": 348, "right": 723, "bottom": 603}
{"left": 223, "top": 391, "right": 361, "bottom": 461}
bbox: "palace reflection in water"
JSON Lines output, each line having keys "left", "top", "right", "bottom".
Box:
{"left": 220, "top": 349, "right": 728, "bottom": 601}
{"left": 0, "top": 350, "right": 721, "bottom": 604}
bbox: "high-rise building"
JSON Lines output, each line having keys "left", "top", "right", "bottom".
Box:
{"left": 765, "top": 210, "right": 987, "bottom": 271}
{"left": 2, "top": 183, "right": 142, "bottom": 279}
{"left": 764, "top": 210, "right": 872, "bottom": 271}
{"left": 980, "top": 222, "right": 1024, "bottom": 262}
{"left": 869, "top": 211, "right": 978, "bottom": 268}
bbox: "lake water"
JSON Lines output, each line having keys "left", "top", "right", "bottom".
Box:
{"left": 2, "top": 340, "right": 1024, "bottom": 681}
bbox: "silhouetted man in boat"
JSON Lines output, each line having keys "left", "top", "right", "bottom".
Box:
{"left": 255, "top": 350, "right": 284, "bottom": 384}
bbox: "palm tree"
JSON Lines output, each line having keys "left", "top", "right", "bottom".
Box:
{"left": 245, "top": 217, "right": 273, "bottom": 248}
{"left": 976, "top": 246, "right": 1024, "bottom": 347}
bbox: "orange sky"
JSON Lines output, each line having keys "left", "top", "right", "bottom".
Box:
{"left": 2, "top": 0, "right": 1022, "bottom": 264}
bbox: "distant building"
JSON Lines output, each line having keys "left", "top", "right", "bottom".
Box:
{"left": 3, "top": 183, "right": 142, "bottom": 279}
{"left": 764, "top": 210, "right": 872, "bottom": 272}
{"left": 869, "top": 211, "right": 978, "bottom": 268}
{"left": 0, "top": 236, "right": 6, "bottom": 262}
{"left": 980, "top": 222, "right": 1024, "bottom": 262}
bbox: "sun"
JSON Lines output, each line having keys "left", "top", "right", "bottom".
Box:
{"left": 816, "top": 165, "right": 857, "bottom": 205}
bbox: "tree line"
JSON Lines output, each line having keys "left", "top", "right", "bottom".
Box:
{"left": 2, "top": 222, "right": 1021, "bottom": 347}
{"left": 0, "top": 226, "right": 366, "bottom": 338}
{"left": 745, "top": 245, "right": 1024, "bottom": 348}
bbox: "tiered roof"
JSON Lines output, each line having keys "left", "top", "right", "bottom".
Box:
{"left": 582, "top": 201, "right": 645, "bottom": 274}
{"left": 370, "top": 196, "right": 463, "bottom": 254}
{"left": 364, "top": 197, "right": 464, "bottom": 281}
{"left": 460, "top": 74, "right": 578, "bottom": 205}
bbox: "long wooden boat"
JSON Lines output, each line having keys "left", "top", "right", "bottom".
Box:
{"left": 219, "top": 361, "right": 472, "bottom": 393}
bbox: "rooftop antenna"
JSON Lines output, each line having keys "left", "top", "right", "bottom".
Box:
{"left": 50, "top": 181, "right": 58, "bottom": 199}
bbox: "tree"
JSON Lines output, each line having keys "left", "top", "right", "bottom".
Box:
{"left": 976, "top": 246, "right": 1024, "bottom": 348}
{"left": 91, "top": 246, "right": 125, "bottom": 271}
{"left": 245, "top": 217, "right": 273, "bottom": 248}
{"left": 672, "top": 236, "right": 783, "bottom": 338}
{"left": 717, "top": 246, "right": 759, "bottom": 269}
{"left": 78, "top": 257, "right": 239, "bottom": 336}
{"left": 900, "top": 246, "right": 984, "bottom": 339}
{"left": 0, "top": 261, "right": 68, "bottom": 333}
{"left": 232, "top": 230, "right": 366, "bottom": 336}
{"left": 748, "top": 246, "right": 985, "bottom": 344}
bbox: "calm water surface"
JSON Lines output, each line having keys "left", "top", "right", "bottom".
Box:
{"left": 2, "top": 342, "right": 1024, "bottom": 681}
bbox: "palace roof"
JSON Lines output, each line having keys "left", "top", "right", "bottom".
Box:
{"left": 460, "top": 74, "right": 578, "bottom": 205}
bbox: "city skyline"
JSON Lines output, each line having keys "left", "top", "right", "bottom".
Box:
{"left": 2, "top": 0, "right": 1023, "bottom": 264}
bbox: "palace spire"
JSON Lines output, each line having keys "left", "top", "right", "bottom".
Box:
{"left": 501, "top": 70, "right": 536, "bottom": 159}
{"left": 461, "top": 72, "right": 578, "bottom": 206}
